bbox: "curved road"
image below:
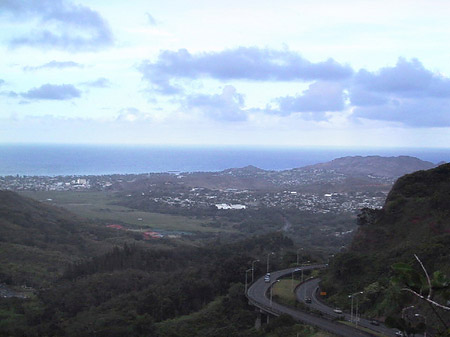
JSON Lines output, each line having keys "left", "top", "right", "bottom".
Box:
{"left": 247, "top": 266, "right": 377, "bottom": 337}
{"left": 296, "top": 278, "right": 401, "bottom": 337}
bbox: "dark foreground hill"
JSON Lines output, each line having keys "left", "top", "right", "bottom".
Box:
{"left": 0, "top": 190, "right": 305, "bottom": 337}
{"left": 321, "top": 163, "right": 450, "bottom": 331}
{"left": 352, "top": 162, "right": 450, "bottom": 251}
{"left": 0, "top": 190, "right": 119, "bottom": 286}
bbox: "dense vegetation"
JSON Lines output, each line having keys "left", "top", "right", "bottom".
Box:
{"left": 1, "top": 191, "right": 325, "bottom": 336}
{"left": 320, "top": 163, "right": 450, "bottom": 335}
{"left": 0, "top": 191, "right": 124, "bottom": 287}
{"left": 2, "top": 162, "right": 449, "bottom": 336}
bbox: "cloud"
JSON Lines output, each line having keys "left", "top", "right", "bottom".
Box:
{"left": 146, "top": 13, "right": 158, "bottom": 26}
{"left": 352, "top": 97, "right": 450, "bottom": 127}
{"left": 348, "top": 87, "right": 388, "bottom": 107}
{"left": 352, "top": 58, "right": 450, "bottom": 102}
{"left": 349, "top": 58, "right": 450, "bottom": 127}
{"left": 1, "top": 0, "right": 113, "bottom": 51}
{"left": 116, "top": 107, "right": 152, "bottom": 122}
{"left": 183, "top": 85, "right": 248, "bottom": 121}
{"left": 138, "top": 47, "right": 353, "bottom": 94}
{"left": 22, "top": 84, "right": 81, "bottom": 100}
{"left": 23, "top": 60, "right": 83, "bottom": 71}
{"left": 138, "top": 51, "right": 449, "bottom": 126}
{"left": 0, "top": 91, "right": 18, "bottom": 98}
{"left": 0, "top": 79, "right": 4, "bottom": 87}
{"left": 80, "top": 77, "right": 111, "bottom": 88}
{"left": 275, "top": 81, "right": 346, "bottom": 118}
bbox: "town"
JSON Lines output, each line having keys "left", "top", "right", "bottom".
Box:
{"left": 0, "top": 168, "right": 389, "bottom": 215}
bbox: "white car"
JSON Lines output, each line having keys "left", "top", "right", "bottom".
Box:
{"left": 333, "top": 308, "right": 343, "bottom": 314}
{"left": 264, "top": 273, "right": 271, "bottom": 283}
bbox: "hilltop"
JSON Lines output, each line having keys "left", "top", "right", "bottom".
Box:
{"left": 101, "top": 155, "right": 437, "bottom": 193}
{"left": 352, "top": 162, "right": 450, "bottom": 252}
{"left": 304, "top": 155, "right": 436, "bottom": 178}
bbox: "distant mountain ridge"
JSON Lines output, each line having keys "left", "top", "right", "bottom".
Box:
{"left": 303, "top": 155, "right": 436, "bottom": 178}
{"left": 111, "top": 155, "right": 440, "bottom": 192}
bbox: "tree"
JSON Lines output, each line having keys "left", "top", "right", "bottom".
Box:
{"left": 392, "top": 255, "right": 450, "bottom": 312}
{"left": 390, "top": 254, "right": 450, "bottom": 334}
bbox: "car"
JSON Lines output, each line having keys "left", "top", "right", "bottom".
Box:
{"left": 370, "top": 320, "right": 380, "bottom": 326}
{"left": 395, "top": 332, "right": 404, "bottom": 337}
{"left": 304, "top": 297, "right": 312, "bottom": 303}
{"left": 333, "top": 308, "right": 343, "bottom": 314}
{"left": 264, "top": 273, "right": 271, "bottom": 283}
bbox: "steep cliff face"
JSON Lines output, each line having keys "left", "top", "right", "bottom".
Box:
{"left": 351, "top": 163, "right": 450, "bottom": 252}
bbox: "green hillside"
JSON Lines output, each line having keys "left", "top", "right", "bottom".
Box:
{"left": 320, "top": 163, "right": 450, "bottom": 333}
{"left": 0, "top": 190, "right": 304, "bottom": 336}
{"left": 352, "top": 162, "right": 450, "bottom": 252}
{"left": 0, "top": 190, "right": 123, "bottom": 287}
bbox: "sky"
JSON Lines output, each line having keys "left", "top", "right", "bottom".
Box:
{"left": 1, "top": 0, "right": 450, "bottom": 148}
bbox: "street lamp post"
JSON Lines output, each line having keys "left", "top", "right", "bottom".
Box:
{"left": 296, "top": 248, "right": 303, "bottom": 266}
{"left": 270, "top": 280, "right": 280, "bottom": 306}
{"left": 415, "top": 313, "right": 427, "bottom": 337}
{"left": 267, "top": 252, "right": 274, "bottom": 273}
{"left": 290, "top": 266, "right": 303, "bottom": 292}
{"left": 349, "top": 291, "right": 363, "bottom": 324}
{"left": 251, "top": 259, "right": 259, "bottom": 283}
{"left": 355, "top": 296, "right": 360, "bottom": 326}
{"left": 300, "top": 261, "right": 310, "bottom": 283}
{"left": 244, "top": 268, "right": 252, "bottom": 294}
{"left": 291, "top": 269, "right": 297, "bottom": 291}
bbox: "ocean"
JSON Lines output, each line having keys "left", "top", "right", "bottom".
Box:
{"left": 0, "top": 144, "right": 449, "bottom": 176}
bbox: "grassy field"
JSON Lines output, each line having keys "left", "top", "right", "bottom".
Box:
{"left": 19, "top": 191, "right": 234, "bottom": 234}
{"left": 272, "top": 278, "right": 300, "bottom": 307}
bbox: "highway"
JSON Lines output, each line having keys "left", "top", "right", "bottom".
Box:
{"left": 247, "top": 265, "right": 379, "bottom": 337}
{"left": 296, "top": 278, "right": 401, "bottom": 337}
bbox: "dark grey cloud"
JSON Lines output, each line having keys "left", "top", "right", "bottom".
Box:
{"left": 183, "top": 85, "right": 247, "bottom": 121}
{"left": 141, "top": 48, "right": 449, "bottom": 126}
{"left": 348, "top": 87, "right": 388, "bottom": 107}
{"left": 352, "top": 58, "right": 450, "bottom": 101}
{"left": 139, "top": 47, "right": 353, "bottom": 94}
{"left": 23, "top": 60, "right": 83, "bottom": 71}
{"left": 275, "top": 81, "right": 345, "bottom": 117}
{"left": 349, "top": 58, "right": 450, "bottom": 127}
{"left": 1, "top": 0, "right": 113, "bottom": 51}
{"left": 80, "top": 77, "right": 111, "bottom": 88}
{"left": 22, "top": 84, "right": 81, "bottom": 100}
{"left": 352, "top": 97, "right": 450, "bottom": 127}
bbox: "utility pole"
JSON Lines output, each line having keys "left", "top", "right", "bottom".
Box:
{"left": 251, "top": 259, "right": 259, "bottom": 283}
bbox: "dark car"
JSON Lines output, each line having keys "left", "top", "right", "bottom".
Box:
{"left": 305, "top": 297, "right": 312, "bottom": 303}
{"left": 370, "top": 320, "right": 380, "bottom": 326}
